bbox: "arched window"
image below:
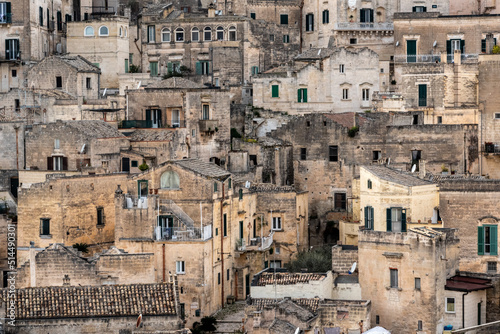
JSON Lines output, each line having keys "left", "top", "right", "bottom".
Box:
{"left": 216, "top": 26, "right": 224, "bottom": 41}
{"left": 175, "top": 27, "right": 184, "bottom": 42}
{"left": 119, "top": 27, "right": 123, "bottom": 37}
{"left": 84, "top": 26, "right": 94, "bottom": 36}
{"left": 99, "top": 26, "right": 109, "bottom": 36}
{"left": 229, "top": 26, "right": 236, "bottom": 41}
{"left": 124, "top": 28, "right": 128, "bottom": 37}
{"left": 204, "top": 27, "right": 212, "bottom": 41}
{"left": 160, "top": 171, "right": 180, "bottom": 189}
{"left": 162, "top": 28, "right": 171, "bottom": 42}
{"left": 191, "top": 27, "right": 199, "bottom": 41}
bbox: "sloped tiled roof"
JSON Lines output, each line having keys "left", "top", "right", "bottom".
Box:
{"left": 63, "top": 120, "right": 126, "bottom": 139}
{"left": 363, "top": 165, "right": 434, "bottom": 187}
{"left": 59, "top": 55, "right": 101, "bottom": 73}
{"left": 324, "top": 112, "right": 366, "bottom": 128}
{"left": 251, "top": 298, "right": 320, "bottom": 314}
{"left": 295, "top": 48, "right": 336, "bottom": 60}
{"left": 269, "top": 319, "right": 298, "bottom": 334}
{"left": 140, "top": 3, "right": 173, "bottom": 16}
{"left": 147, "top": 77, "right": 205, "bottom": 89}
{"left": 256, "top": 272, "right": 327, "bottom": 286}
{"left": 6, "top": 283, "right": 177, "bottom": 320}
{"left": 172, "top": 159, "right": 231, "bottom": 180}
{"left": 127, "top": 129, "right": 175, "bottom": 142}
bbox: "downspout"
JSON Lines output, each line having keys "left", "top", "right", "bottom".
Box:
{"left": 15, "top": 126, "right": 19, "bottom": 170}
{"left": 299, "top": 0, "right": 304, "bottom": 52}
{"left": 162, "top": 243, "right": 166, "bottom": 282}
{"left": 221, "top": 181, "right": 225, "bottom": 308}
{"left": 462, "top": 291, "right": 469, "bottom": 329}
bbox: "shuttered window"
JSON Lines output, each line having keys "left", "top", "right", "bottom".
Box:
{"left": 271, "top": 85, "right": 279, "bottom": 98}
{"left": 364, "top": 206, "right": 374, "bottom": 230}
{"left": 386, "top": 208, "right": 407, "bottom": 232}
{"left": 478, "top": 225, "right": 498, "bottom": 255}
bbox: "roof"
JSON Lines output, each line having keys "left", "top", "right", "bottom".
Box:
{"left": 255, "top": 272, "right": 327, "bottom": 286}
{"left": 4, "top": 283, "right": 177, "bottom": 320}
{"left": 324, "top": 112, "right": 367, "bottom": 128}
{"left": 250, "top": 298, "right": 320, "bottom": 314}
{"left": 268, "top": 319, "right": 297, "bottom": 334}
{"left": 363, "top": 165, "right": 434, "bottom": 187}
{"left": 172, "top": 159, "right": 231, "bottom": 180}
{"left": 335, "top": 274, "right": 359, "bottom": 284}
{"left": 32, "top": 89, "right": 76, "bottom": 100}
{"left": 295, "top": 48, "right": 335, "bottom": 60}
{"left": 445, "top": 275, "right": 492, "bottom": 292}
{"left": 127, "top": 129, "right": 175, "bottom": 142}
{"left": 147, "top": 77, "right": 205, "bottom": 89}
{"left": 140, "top": 3, "right": 173, "bottom": 16}
{"left": 62, "top": 120, "right": 126, "bottom": 139}
{"left": 58, "top": 55, "right": 101, "bottom": 73}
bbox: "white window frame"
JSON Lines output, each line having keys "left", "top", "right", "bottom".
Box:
{"left": 54, "top": 139, "right": 60, "bottom": 149}
{"left": 202, "top": 104, "right": 210, "bottom": 120}
{"left": 390, "top": 268, "right": 398, "bottom": 288}
{"left": 362, "top": 88, "right": 370, "bottom": 101}
{"left": 98, "top": 26, "right": 109, "bottom": 36}
{"left": 191, "top": 27, "right": 199, "bottom": 41}
{"left": 204, "top": 27, "right": 212, "bottom": 41}
{"left": 176, "top": 260, "right": 185, "bottom": 274}
{"left": 339, "top": 64, "right": 345, "bottom": 73}
{"left": 175, "top": 27, "right": 184, "bottom": 42}
{"left": 342, "top": 88, "right": 349, "bottom": 100}
{"left": 445, "top": 297, "right": 456, "bottom": 313}
{"left": 148, "top": 25, "right": 155, "bottom": 43}
{"left": 391, "top": 207, "right": 403, "bottom": 232}
{"left": 53, "top": 156, "right": 63, "bottom": 171}
{"left": 494, "top": 113, "right": 500, "bottom": 119}
{"left": 229, "top": 26, "right": 236, "bottom": 41}
{"left": 84, "top": 26, "right": 94, "bottom": 36}
{"left": 0, "top": 3, "right": 8, "bottom": 24}
{"left": 216, "top": 26, "right": 224, "bottom": 41}
{"left": 272, "top": 217, "right": 282, "bottom": 230}
{"left": 161, "top": 28, "right": 171, "bottom": 42}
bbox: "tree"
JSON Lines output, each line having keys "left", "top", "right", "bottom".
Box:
{"left": 191, "top": 316, "right": 217, "bottom": 334}
{"left": 285, "top": 245, "right": 332, "bottom": 273}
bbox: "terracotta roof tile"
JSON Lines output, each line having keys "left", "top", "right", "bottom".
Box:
{"left": 256, "top": 272, "right": 326, "bottom": 286}
{"left": 250, "top": 298, "right": 320, "bottom": 314}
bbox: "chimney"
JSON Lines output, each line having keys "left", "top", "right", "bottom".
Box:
{"left": 29, "top": 241, "right": 36, "bottom": 287}
{"left": 208, "top": 3, "right": 216, "bottom": 17}
{"left": 486, "top": 33, "right": 495, "bottom": 54}
{"left": 63, "top": 274, "right": 70, "bottom": 286}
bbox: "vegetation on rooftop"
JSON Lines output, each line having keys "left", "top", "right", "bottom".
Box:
{"left": 285, "top": 245, "right": 332, "bottom": 273}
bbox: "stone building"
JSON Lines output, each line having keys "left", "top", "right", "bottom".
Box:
{"left": 27, "top": 55, "right": 101, "bottom": 100}
{"left": 25, "top": 120, "right": 129, "bottom": 173}
{"left": 0, "top": 120, "right": 24, "bottom": 171}
{"left": 252, "top": 47, "right": 380, "bottom": 114}
{"left": 358, "top": 227, "right": 460, "bottom": 333}
{"left": 1, "top": 282, "right": 185, "bottom": 334}
{"left": 66, "top": 16, "right": 130, "bottom": 89}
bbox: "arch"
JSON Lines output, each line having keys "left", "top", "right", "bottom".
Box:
{"left": 124, "top": 28, "right": 128, "bottom": 37}
{"left": 119, "top": 26, "right": 123, "bottom": 37}
{"left": 99, "top": 26, "right": 109, "bottom": 36}
{"left": 84, "top": 26, "right": 94, "bottom": 36}
{"left": 175, "top": 27, "right": 184, "bottom": 42}
{"left": 162, "top": 28, "right": 171, "bottom": 42}
{"left": 191, "top": 27, "right": 199, "bottom": 41}
{"left": 204, "top": 27, "right": 212, "bottom": 41}
{"left": 228, "top": 26, "right": 236, "bottom": 41}
{"left": 216, "top": 26, "right": 224, "bottom": 41}
{"left": 160, "top": 171, "right": 180, "bottom": 189}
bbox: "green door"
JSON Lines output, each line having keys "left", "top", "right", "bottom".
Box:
{"left": 418, "top": 84, "right": 427, "bottom": 107}
{"left": 407, "top": 40, "right": 417, "bottom": 63}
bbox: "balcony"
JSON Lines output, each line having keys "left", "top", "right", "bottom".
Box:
{"left": 164, "top": 120, "right": 186, "bottom": 128}
{"left": 0, "top": 13, "right": 12, "bottom": 24}
{"left": 199, "top": 119, "right": 218, "bottom": 132}
{"left": 125, "top": 196, "right": 148, "bottom": 209}
{"left": 120, "top": 120, "right": 152, "bottom": 129}
{"left": 484, "top": 143, "right": 500, "bottom": 154}
{"left": 236, "top": 232, "right": 274, "bottom": 252}
{"left": 394, "top": 54, "right": 442, "bottom": 64}
{"left": 154, "top": 226, "right": 203, "bottom": 241}
{"left": 335, "top": 22, "right": 393, "bottom": 31}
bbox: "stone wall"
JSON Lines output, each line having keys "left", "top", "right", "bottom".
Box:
{"left": 0, "top": 122, "right": 25, "bottom": 170}
{"left": 332, "top": 245, "right": 358, "bottom": 274}
{"left": 317, "top": 299, "right": 371, "bottom": 333}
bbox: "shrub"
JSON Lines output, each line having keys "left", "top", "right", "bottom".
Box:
{"left": 285, "top": 245, "right": 332, "bottom": 273}
{"left": 73, "top": 243, "right": 89, "bottom": 254}
{"left": 138, "top": 160, "right": 149, "bottom": 171}
{"left": 348, "top": 126, "right": 359, "bottom": 137}
{"left": 493, "top": 45, "right": 500, "bottom": 54}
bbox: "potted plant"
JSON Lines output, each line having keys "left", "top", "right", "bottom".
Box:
{"left": 441, "top": 164, "right": 449, "bottom": 175}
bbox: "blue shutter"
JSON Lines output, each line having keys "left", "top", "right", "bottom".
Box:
{"left": 386, "top": 208, "right": 392, "bottom": 232}
{"left": 401, "top": 209, "right": 407, "bottom": 232}
{"left": 491, "top": 226, "right": 498, "bottom": 256}
{"left": 478, "top": 226, "right": 484, "bottom": 255}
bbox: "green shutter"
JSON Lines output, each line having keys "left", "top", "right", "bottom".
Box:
{"left": 167, "top": 62, "right": 173, "bottom": 74}
{"left": 297, "top": 89, "right": 301, "bottom": 102}
{"left": 386, "top": 208, "right": 392, "bottom": 232}
{"left": 125, "top": 59, "right": 129, "bottom": 73}
{"left": 6, "top": 2, "right": 11, "bottom": 23}
{"left": 364, "top": 207, "right": 369, "bottom": 229}
{"left": 145, "top": 109, "right": 151, "bottom": 121}
{"left": 478, "top": 226, "right": 484, "bottom": 255}
{"left": 460, "top": 39, "right": 465, "bottom": 54}
{"left": 214, "top": 182, "right": 217, "bottom": 192}
{"left": 371, "top": 207, "right": 374, "bottom": 229}
{"left": 303, "top": 88, "right": 307, "bottom": 102}
{"left": 272, "top": 85, "right": 279, "bottom": 97}
{"left": 401, "top": 209, "right": 407, "bottom": 232}
{"left": 491, "top": 226, "right": 498, "bottom": 256}
{"left": 195, "top": 61, "right": 202, "bottom": 75}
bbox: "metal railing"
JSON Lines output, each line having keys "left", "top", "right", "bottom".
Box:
{"left": 237, "top": 232, "right": 274, "bottom": 252}
{"left": 125, "top": 195, "right": 148, "bottom": 209}
{"left": 159, "top": 200, "right": 195, "bottom": 228}
{"left": 394, "top": 54, "right": 442, "bottom": 63}
{"left": 164, "top": 120, "right": 186, "bottom": 128}
{"left": 484, "top": 143, "right": 500, "bottom": 154}
{"left": 335, "top": 22, "right": 394, "bottom": 31}
{"left": 0, "top": 13, "right": 12, "bottom": 24}
{"left": 155, "top": 226, "right": 202, "bottom": 241}
{"left": 119, "top": 120, "right": 153, "bottom": 129}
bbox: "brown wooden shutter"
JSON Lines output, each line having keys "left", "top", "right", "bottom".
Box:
{"left": 62, "top": 157, "right": 68, "bottom": 170}
{"left": 47, "top": 157, "right": 53, "bottom": 170}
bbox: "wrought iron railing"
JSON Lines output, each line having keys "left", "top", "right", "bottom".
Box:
{"left": 335, "top": 22, "right": 394, "bottom": 30}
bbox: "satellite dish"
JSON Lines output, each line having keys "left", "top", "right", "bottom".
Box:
{"left": 137, "top": 81, "right": 142, "bottom": 89}
{"left": 80, "top": 144, "right": 86, "bottom": 154}
{"left": 395, "top": 41, "right": 400, "bottom": 47}
{"left": 411, "top": 164, "right": 417, "bottom": 173}
{"left": 387, "top": 157, "right": 391, "bottom": 166}
{"left": 245, "top": 181, "right": 251, "bottom": 188}
{"left": 136, "top": 314, "right": 142, "bottom": 328}
{"left": 102, "top": 88, "right": 107, "bottom": 97}
{"left": 294, "top": 328, "right": 300, "bottom": 334}
{"left": 433, "top": 40, "right": 437, "bottom": 47}
{"left": 348, "top": 262, "right": 357, "bottom": 274}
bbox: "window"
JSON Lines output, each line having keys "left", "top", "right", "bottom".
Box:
{"left": 40, "top": 218, "right": 50, "bottom": 236}
{"left": 271, "top": 85, "right": 279, "bottom": 98}
{"left": 488, "top": 261, "right": 497, "bottom": 272}
{"left": 413, "top": 115, "right": 419, "bottom": 125}
{"left": 150, "top": 62, "right": 158, "bottom": 77}
{"left": 147, "top": 25, "right": 155, "bottom": 42}
{"left": 229, "top": 26, "right": 236, "bottom": 41}
{"left": 218, "top": 272, "right": 221, "bottom": 284}
{"left": 376, "top": 316, "right": 380, "bottom": 325}
{"left": 387, "top": 208, "right": 406, "bottom": 232}
{"left": 251, "top": 66, "right": 259, "bottom": 75}
{"left": 97, "top": 207, "right": 104, "bottom": 226}
{"left": 162, "top": 28, "right": 171, "bottom": 42}
{"left": 0, "top": 2, "right": 12, "bottom": 24}
{"left": 239, "top": 189, "right": 243, "bottom": 200}
{"left": 283, "top": 34, "right": 289, "bottom": 43}
{"left": 300, "top": 148, "right": 307, "bottom": 160}
{"left": 298, "top": 88, "right": 308, "bottom": 103}
{"left": 84, "top": 26, "right": 94, "bottom": 36}
{"left": 418, "top": 84, "right": 427, "bottom": 107}
{"left": 65, "top": 14, "right": 72, "bottom": 23}
{"left": 329, "top": 145, "right": 338, "bottom": 162}
{"left": 280, "top": 14, "right": 288, "bottom": 25}
{"left": 269, "top": 34, "right": 275, "bottom": 42}
{"left": 413, "top": 6, "right": 427, "bottom": 12}
{"left": 204, "top": 27, "right": 212, "bottom": 41}
{"left": 481, "top": 38, "right": 497, "bottom": 53}
{"left": 99, "top": 26, "right": 109, "bottom": 36}
{"left": 11, "top": 69, "right": 16, "bottom": 77}
{"left": 216, "top": 26, "right": 224, "bottom": 40}
{"left": 446, "top": 297, "right": 455, "bottom": 313}
{"left": 214, "top": 182, "right": 218, "bottom": 193}
{"left": 334, "top": 193, "right": 346, "bottom": 210}
{"left": 191, "top": 27, "right": 199, "bottom": 41}
{"left": 339, "top": 64, "right": 345, "bottom": 73}
{"left": 125, "top": 59, "right": 129, "bottom": 73}
{"left": 418, "top": 321, "right": 423, "bottom": 331}
{"left": 131, "top": 160, "right": 138, "bottom": 168}
{"left": 270, "top": 260, "right": 282, "bottom": 268}
{"left": 227, "top": 268, "right": 230, "bottom": 280}
{"left": 275, "top": 246, "right": 280, "bottom": 254}
{"left": 5, "top": 39, "right": 19, "bottom": 60}
{"left": 373, "top": 150, "right": 381, "bottom": 161}
{"left": 390, "top": 269, "right": 398, "bottom": 288}
{"left": 14, "top": 99, "right": 19, "bottom": 111}
{"left": 39, "top": 6, "right": 43, "bottom": 26}
{"left": 176, "top": 261, "right": 185, "bottom": 274}
{"left": 202, "top": 104, "right": 210, "bottom": 120}
{"left": 437, "top": 116, "right": 443, "bottom": 124}
{"left": 360, "top": 8, "right": 373, "bottom": 23}
{"left": 175, "top": 28, "right": 184, "bottom": 42}
{"left": 119, "top": 27, "right": 122, "bottom": 37}
{"left": 478, "top": 225, "right": 498, "bottom": 255}
{"left": 161, "top": 171, "right": 180, "bottom": 189}
{"left": 223, "top": 214, "right": 227, "bottom": 236}
{"left": 305, "top": 13, "right": 314, "bottom": 31}
{"left": 56, "top": 76, "right": 62, "bottom": 88}
{"left": 415, "top": 277, "right": 421, "bottom": 290}
{"left": 54, "top": 139, "right": 60, "bottom": 149}
{"left": 196, "top": 61, "right": 210, "bottom": 75}
{"left": 350, "top": 38, "right": 357, "bottom": 44}
{"left": 322, "top": 10, "right": 329, "bottom": 24}
{"left": 86, "top": 77, "right": 91, "bottom": 89}
{"left": 364, "top": 206, "right": 374, "bottom": 229}
{"left": 367, "top": 179, "right": 372, "bottom": 189}
{"left": 411, "top": 150, "right": 421, "bottom": 169}
{"left": 250, "top": 12, "right": 256, "bottom": 19}
{"left": 342, "top": 88, "right": 349, "bottom": 100}
{"left": 272, "top": 217, "right": 282, "bottom": 230}
{"left": 362, "top": 88, "right": 370, "bottom": 101}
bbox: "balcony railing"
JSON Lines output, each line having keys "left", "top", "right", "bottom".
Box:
{"left": 155, "top": 226, "right": 202, "bottom": 241}
{"left": 0, "top": 13, "right": 12, "bottom": 24}
{"left": 237, "top": 232, "right": 274, "bottom": 252}
{"left": 394, "top": 54, "right": 442, "bottom": 63}
{"left": 335, "top": 22, "right": 394, "bottom": 31}
{"left": 199, "top": 119, "right": 218, "bottom": 132}
{"left": 165, "top": 120, "right": 186, "bottom": 128}
{"left": 484, "top": 143, "right": 500, "bottom": 154}
{"left": 120, "top": 120, "right": 153, "bottom": 129}
{"left": 125, "top": 195, "right": 148, "bottom": 209}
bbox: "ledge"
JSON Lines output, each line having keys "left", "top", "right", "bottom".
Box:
{"left": 382, "top": 252, "right": 403, "bottom": 258}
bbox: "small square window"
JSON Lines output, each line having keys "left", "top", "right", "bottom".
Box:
{"left": 334, "top": 193, "right": 346, "bottom": 210}
{"left": 339, "top": 64, "right": 345, "bottom": 73}
{"left": 176, "top": 261, "right": 185, "bottom": 274}
{"left": 40, "top": 218, "right": 51, "bottom": 236}
{"left": 350, "top": 38, "right": 357, "bottom": 45}
{"left": 269, "top": 34, "right": 275, "bottom": 42}
{"left": 494, "top": 113, "right": 500, "bottom": 119}
{"left": 97, "top": 207, "right": 104, "bottom": 226}
{"left": 418, "top": 321, "right": 423, "bottom": 331}
{"left": 415, "top": 277, "right": 421, "bottom": 290}
{"left": 280, "top": 14, "right": 288, "bottom": 25}
{"left": 283, "top": 34, "right": 290, "bottom": 43}
{"left": 56, "top": 76, "right": 62, "bottom": 88}
{"left": 275, "top": 246, "right": 280, "bottom": 254}
{"left": 373, "top": 150, "right": 381, "bottom": 161}
{"left": 300, "top": 148, "right": 307, "bottom": 160}
{"left": 272, "top": 217, "right": 282, "bottom": 230}
{"left": 250, "top": 12, "right": 256, "bottom": 19}
{"left": 446, "top": 297, "right": 455, "bottom": 313}
{"left": 380, "top": 68, "right": 384, "bottom": 73}
{"left": 329, "top": 145, "right": 338, "bottom": 162}
{"left": 437, "top": 116, "right": 443, "bottom": 124}
{"left": 12, "top": 69, "right": 17, "bottom": 77}
{"left": 390, "top": 269, "right": 398, "bottom": 288}
{"left": 488, "top": 261, "right": 497, "bottom": 272}
{"left": 131, "top": 160, "right": 138, "bottom": 167}
{"left": 86, "top": 77, "right": 91, "bottom": 89}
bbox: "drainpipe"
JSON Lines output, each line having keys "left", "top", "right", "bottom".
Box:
{"left": 462, "top": 291, "right": 469, "bottom": 329}
{"left": 299, "top": 0, "right": 304, "bottom": 53}
{"left": 14, "top": 125, "right": 19, "bottom": 170}
{"left": 221, "top": 182, "right": 225, "bottom": 308}
{"left": 162, "top": 243, "right": 166, "bottom": 282}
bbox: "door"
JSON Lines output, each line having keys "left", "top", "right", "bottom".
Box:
{"left": 172, "top": 109, "right": 180, "bottom": 127}
{"left": 418, "top": 84, "right": 427, "bottom": 107}
{"left": 447, "top": 39, "right": 464, "bottom": 62}
{"left": 478, "top": 302, "right": 482, "bottom": 325}
{"left": 406, "top": 40, "right": 417, "bottom": 63}
{"left": 158, "top": 215, "right": 174, "bottom": 239}
{"left": 10, "top": 177, "right": 18, "bottom": 198}
{"left": 138, "top": 180, "right": 148, "bottom": 197}
{"left": 148, "top": 109, "right": 161, "bottom": 128}
{"left": 245, "top": 274, "right": 250, "bottom": 297}
{"left": 121, "top": 157, "right": 130, "bottom": 172}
